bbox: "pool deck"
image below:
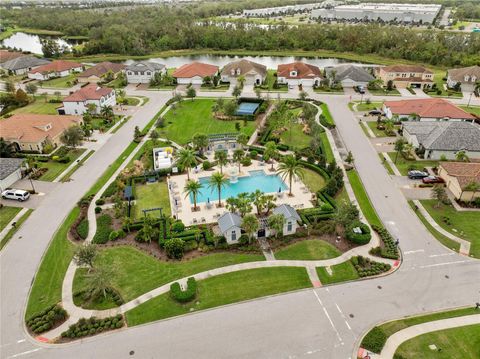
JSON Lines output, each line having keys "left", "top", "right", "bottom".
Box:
{"left": 167, "top": 159, "right": 314, "bottom": 225}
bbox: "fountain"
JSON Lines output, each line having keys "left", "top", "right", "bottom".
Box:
{"left": 229, "top": 167, "right": 239, "bottom": 184}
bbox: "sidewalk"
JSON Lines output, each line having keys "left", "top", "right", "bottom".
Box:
{"left": 53, "top": 149, "right": 93, "bottom": 183}
{"left": 0, "top": 207, "right": 29, "bottom": 242}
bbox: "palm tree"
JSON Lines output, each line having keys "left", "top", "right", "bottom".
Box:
{"left": 214, "top": 150, "right": 228, "bottom": 174}
{"left": 176, "top": 148, "right": 197, "bottom": 180}
{"left": 237, "top": 133, "right": 249, "bottom": 149}
{"left": 100, "top": 105, "right": 114, "bottom": 123}
{"left": 463, "top": 181, "right": 480, "bottom": 202}
{"left": 184, "top": 180, "right": 203, "bottom": 211}
{"left": 226, "top": 197, "right": 238, "bottom": 213}
{"left": 394, "top": 138, "right": 406, "bottom": 164}
{"left": 233, "top": 149, "right": 245, "bottom": 172}
{"left": 237, "top": 75, "right": 246, "bottom": 88}
{"left": 236, "top": 192, "right": 253, "bottom": 217}
{"left": 268, "top": 213, "right": 285, "bottom": 239}
{"left": 85, "top": 265, "right": 114, "bottom": 300}
{"left": 264, "top": 141, "right": 278, "bottom": 171}
{"left": 241, "top": 214, "right": 259, "bottom": 244}
{"left": 192, "top": 133, "right": 209, "bottom": 155}
{"left": 208, "top": 172, "right": 228, "bottom": 207}
{"left": 455, "top": 150, "right": 469, "bottom": 162}
{"left": 251, "top": 190, "right": 265, "bottom": 215}
{"left": 276, "top": 155, "right": 304, "bottom": 196}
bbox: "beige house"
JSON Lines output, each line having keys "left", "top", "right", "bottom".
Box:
{"left": 77, "top": 61, "right": 126, "bottom": 84}
{"left": 376, "top": 65, "right": 434, "bottom": 89}
{"left": 447, "top": 66, "right": 480, "bottom": 92}
{"left": 0, "top": 114, "right": 82, "bottom": 153}
{"left": 438, "top": 162, "right": 480, "bottom": 202}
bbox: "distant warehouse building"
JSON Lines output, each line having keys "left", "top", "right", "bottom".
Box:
{"left": 311, "top": 3, "right": 442, "bottom": 24}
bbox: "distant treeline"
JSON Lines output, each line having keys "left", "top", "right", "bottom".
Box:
{"left": 2, "top": 3, "right": 480, "bottom": 67}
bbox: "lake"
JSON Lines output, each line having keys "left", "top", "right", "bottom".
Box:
{"left": 1, "top": 32, "right": 79, "bottom": 55}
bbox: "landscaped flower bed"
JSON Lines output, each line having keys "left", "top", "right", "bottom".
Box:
{"left": 351, "top": 255, "right": 391, "bottom": 278}
{"left": 369, "top": 225, "right": 400, "bottom": 260}
{"left": 170, "top": 277, "right": 197, "bottom": 303}
{"left": 26, "top": 304, "right": 68, "bottom": 334}
{"left": 60, "top": 315, "right": 124, "bottom": 340}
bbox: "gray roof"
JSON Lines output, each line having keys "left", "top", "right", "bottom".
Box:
{"left": 447, "top": 66, "right": 480, "bottom": 83}
{"left": 0, "top": 158, "right": 24, "bottom": 180}
{"left": 126, "top": 61, "right": 165, "bottom": 72}
{"left": 403, "top": 121, "right": 480, "bottom": 152}
{"left": 273, "top": 204, "right": 301, "bottom": 221}
{"left": 326, "top": 65, "right": 374, "bottom": 83}
{"left": 218, "top": 212, "right": 242, "bottom": 233}
{"left": 1, "top": 56, "right": 50, "bottom": 71}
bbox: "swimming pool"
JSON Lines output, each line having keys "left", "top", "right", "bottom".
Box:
{"left": 236, "top": 102, "right": 260, "bottom": 116}
{"left": 191, "top": 170, "right": 287, "bottom": 203}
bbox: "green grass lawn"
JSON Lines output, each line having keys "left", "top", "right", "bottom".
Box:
{"left": 106, "top": 76, "right": 126, "bottom": 89}
{"left": 347, "top": 170, "right": 382, "bottom": 227}
{"left": 279, "top": 123, "right": 311, "bottom": 149}
{"left": 36, "top": 148, "right": 86, "bottom": 181}
{"left": 302, "top": 167, "right": 327, "bottom": 193}
{"left": 420, "top": 200, "right": 480, "bottom": 258}
{"left": 319, "top": 132, "right": 334, "bottom": 163}
{"left": 25, "top": 207, "right": 78, "bottom": 318}
{"left": 39, "top": 73, "right": 78, "bottom": 88}
{"left": 355, "top": 101, "right": 383, "bottom": 112}
{"left": 316, "top": 260, "right": 359, "bottom": 285}
{"left": 124, "top": 97, "right": 140, "bottom": 106}
{"left": 0, "top": 209, "right": 33, "bottom": 250}
{"left": 320, "top": 103, "right": 335, "bottom": 127}
{"left": 395, "top": 324, "right": 480, "bottom": 359}
{"left": 459, "top": 105, "right": 480, "bottom": 117}
{"left": 426, "top": 70, "right": 463, "bottom": 98}
{"left": 366, "top": 122, "right": 397, "bottom": 138}
{"left": 73, "top": 246, "right": 265, "bottom": 304}
{"left": 256, "top": 70, "right": 288, "bottom": 92}
{"left": 387, "top": 152, "right": 438, "bottom": 176}
{"left": 12, "top": 97, "right": 61, "bottom": 115}
{"left": 133, "top": 181, "right": 171, "bottom": 219}
{"left": 160, "top": 99, "right": 256, "bottom": 145}
{"left": 367, "top": 88, "right": 400, "bottom": 96}
{"left": 335, "top": 186, "right": 349, "bottom": 204}
{"left": 274, "top": 239, "right": 341, "bottom": 260}
{"left": 0, "top": 206, "right": 21, "bottom": 232}
{"left": 125, "top": 267, "right": 311, "bottom": 326}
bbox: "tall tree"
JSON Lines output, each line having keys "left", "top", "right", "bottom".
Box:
{"left": 184, "top": 180, "right": 203, "bottom": 211}
{"left": 233, "top": 149, "right": 245, "bottom": 172}
{"left": 192, "top": 133, "right": 209, "bottom": 155}
{"left": 73, "top": 244, "right": 97, "bottom": 272}
{"left": 214, "top": 150, "right": 228, "bottom": 174}
{"left": 276, "top": 155, "right": 304, "bottom": 196}
{"left": 236, "top": 133, "right": 248, "bottom": 149}
{"left": 431, "top": 184, "right": 448, "bottom": 208}
{"left": 394, "top": 138, "right": 406, "bottom": 164}
{"left": 85, "top": 265, "right": 114, "bottom": 300}
{"left": 264, "top": 141, "right": 278, "bottom": 171}
{"left": 267, "top": 213, "right": 285, "bottom": 239}
{"left": 186, "top": 86, "right": 196, "bottom": 101}
{"left": 232, "top": 85, "right": 242, "bottom": 98}
{"left": 25, "top": 83, "right": 38, "bottom": 99}
{"left": 60, "top": 125, "right": 84, "bottom": 148}
{"left": 176, "top": 148, "right": 197, "bottom": 180}
{"left": 208, "top": 171, "right": 228, "bottom": 207}
{"left": 241, "top": 214, "right": 259, "bottom": 243}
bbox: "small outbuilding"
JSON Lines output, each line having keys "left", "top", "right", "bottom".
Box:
{"left": 218, "top": 212, "right": 242, "bottom": 244}
{"left": 0, "top": 158, "right": 25, "bottom": 191}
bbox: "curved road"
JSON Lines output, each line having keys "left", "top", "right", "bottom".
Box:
{"left": 1, "top": 91, "right": 479, "bottom": 359}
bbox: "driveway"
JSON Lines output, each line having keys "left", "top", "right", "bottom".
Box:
{"left": 412, "top": 88, "right": 431, "bottom": 98}
{"left": 0, "top": 179, "right": 60, "bottom": 209}
{"left": 391, "top": 175, "right": 433, "bottom": 200}
{"left": 397, "top": 88, "right": 416, "bottom": 97}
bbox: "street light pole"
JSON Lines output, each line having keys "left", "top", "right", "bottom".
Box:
{"left": 467, "top": 92, "right": 473, "bottom": 108}
{"left": 28, "top": 173, "right": 36, "bottom": 194}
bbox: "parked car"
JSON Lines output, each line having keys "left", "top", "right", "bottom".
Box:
{"left": 1, "top": 189, "right": 30, "bottom": 202}
{"left": 356, "top": 85, "right": 366, "bottom": 94}
{"left": 408, "top": 170, "right": 429, "bottom": 180}
{"left": 422, "top": 176, "right": 445, "bottom": 184}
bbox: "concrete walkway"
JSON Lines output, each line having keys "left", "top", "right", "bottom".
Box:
{"left": 0, "top": 207, "right": 29, "bottom": 242}
{"left": 53, "top": 149, "right": 93, "bottom": 183}
{"left": 380, "top": 314, "right": 480, "bottom": 358}
{"left": 381, "top": 152, "right": 402, "bottom": 176}
{"left": 413, "top": 199, "right": 471, "bottom": 255}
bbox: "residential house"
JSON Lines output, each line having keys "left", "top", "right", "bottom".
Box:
{"left": 376, "top": 65, "right": 433, "bottom": 89}
{"left": 0, "top": 50, "right": 25, "bottom": 64}
{"left": 218, "top": 212, "right": 242, "bottom": 245}
{"left": 58, "top": 83, "right": 116, "bottom": 115}
{"left": 402, "top": 121, "right": 480, "bottom": 160}
{"left": 0, "top": 158, "right": 26, "bottom": 192}
{"left": 220, "top": 59, "right": 267, "bottom": 86}
{"left": 277, "top": 62, "right": 322, "bottom": 88}
{"left": 27, "top": 60, "right": 84, "bottom": 81}
{"left": 446, "top": 66, "right": 480, "bottom": 92}
{"left": 77, "top": 61, "right": 126, "bottom": 83}
{"left": 1, "top": 56, "right": 50, "bottom": 75}
{"left": 172, "top": 62, "right": 219, "bottom": 85}
{"left": 125, "top": 61, "right": 166, "bottom": 84}
{"left": 0, "top": 114, "right": 82, "bottom": 153}
{"left": 325, "top": 65, "right": 374, "bottom": 88}
{"left": 383, "top": 99, "right": 476, "bottom": 122}
{"left": 438, "top": 162, "right": 480, "bottom": 202}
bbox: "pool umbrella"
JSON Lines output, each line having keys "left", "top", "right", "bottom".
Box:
{"left": 278, "top": 187, "right": 282, "bottom": 193}
{"left": 207, "top": 198, "right": 210, "bottom": 204}
{"left": 175, "top": 199, "right": 177, "bottom": 205}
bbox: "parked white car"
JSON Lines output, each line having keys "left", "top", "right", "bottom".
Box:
{"left": 1, "top": 189, "right": 30, "bottom": 202}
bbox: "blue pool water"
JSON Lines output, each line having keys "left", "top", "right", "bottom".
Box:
{"left": 191, "top": 170, "right": 287, "bottom": 203}
{"left": 236, "top": 102, "right": 260, "bottom": 116}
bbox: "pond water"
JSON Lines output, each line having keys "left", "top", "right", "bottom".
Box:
{"left": 1, "top": 32, "right": 79, "bottom": 55}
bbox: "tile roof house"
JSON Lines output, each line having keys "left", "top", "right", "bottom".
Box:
{"left": 59, "top": 83, "right": 116, "bottom": 115}
{"left": 447, "top": 66, "right": 480, "bottom": 92}
{"left": 172, "top": 62, "right": 219, "bottom": 85}
{"left": 325, "top": 65, "right": 375, "bottom": 88}
{"left": 27, "top": 60, "right": 84, "bottom": 81}
{"left": 376, "top": 65, "right": 434, "bottom": 89}
{"left": 0, "top": 114, "right": 82, "bottom": 153}
{"left": 383, "top": 98, "right": 476, "bottom": 122}
{"left": 438, "top": 162, "right": 480, "bottom": 201}
{"left": 277, "top": 62, "right": 322, "bottom": 88}
{"left": 402, "top": 121, "right": 480, "bottom": 160}
{"left": 0, "top": 157, "right": 26, "bottom": 192}
{"left": 0, "top": 56, "right": 50, "bottom": 75}
{"left": 77, "top": 61, "right": 126, "bottom": 83}
{"left": 220, "top": 59, "right": 267, "bottom": 85}
{"left": 125, "top": 61, "right": 166, "bottom": 84}
{"left": 0, "top": 50, "right": 25, "bottom": 64}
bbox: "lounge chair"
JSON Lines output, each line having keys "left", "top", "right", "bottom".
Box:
{"left": 201, "top": 217, "right": 206, "bottom": 223}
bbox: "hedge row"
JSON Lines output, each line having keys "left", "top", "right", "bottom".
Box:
{"left": 298, "top": 160, "right": 331, "bottom": 181}
{"left": 170, "top": 277, "right": 197, "bottom": 303}
{"left": 371, "top": 225, "right": 399, "bottom": 260}
{"left": 61, "top": 315, "right": 124, "bottom": 339}
{"left": 76, "top": 218, "right": 89, "bottom": 240}
{"left": 92, "top": 214, "right": 113, "bottom": 244}
{"left": 351, "top": 256, "right": 391, "bottom": 278}
{"left": 26, "top": 304, "right": 67, "bottom": 334}
{"left": 346, "top": 221, "right": 371, "bottom": 245}
{"left": 361, "top": 326, "right": 387, "bottom": 353}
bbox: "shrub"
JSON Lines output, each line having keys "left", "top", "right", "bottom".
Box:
{"left": 109, "top": 231, "right": 119, "bottom": 241}
{"left": 95, "top": 206, "right": 102, "bottom": 214}
{"left": 241, "top": 157, "right": 252, "bottom": 166}
{"left": 249, "top": 150, "right": 258, "bottom": 159}
{"left": 371, "top": 225, "right": 399, "bottom": 259}
{"left": 61, "top": 315, "right": 124, "bottom": 339}
{"left": 361, "top": 326, "right": 387, "bottom": 353}
{"left": 95, "top": 199, "right": 105, "bottom": 206}
{"left": 58, "top": 156, "right": 70, "bottom": 163}
{"left": 171, "top": 220, "right": 185, "bottom": 233}
{"left": 52, "top": 155, "right": 60, "bottom": 161}
{"left": 117, "top": 229, "right": 126, "bottom": 238}
{"left": 202, "top": 160, "right": 212, "bottom": 170}
{"left": 93, "top": 214, "right": 113, "bottom": 244}
{"left": 76, "top": 218, "right": 89, "bottom": 240}
{"left": 26, "top": 304, "right": 67, "bottom": 334}
{"left": 345, "top": 221, "right": 371, "bottom": 245}
{"left": 101, "top": 181, "right": 118, "bottom": 198}
{"left": 170, "top": 277, "right": 197, "bottom": 303}
{"left": 164, "top": 238, "right": 185, "bottom": 259}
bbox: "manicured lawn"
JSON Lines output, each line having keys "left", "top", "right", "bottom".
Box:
{"left": 36, "top": 148, "right": 86, "bottom": 181}
{"left": 459, "top": 105, "right": 480, "bottom": 117}
{"left": 256, "top": 69, "right": 288, "bottom": 92}
{"left": 316, "top": 260, "right": 359, "bottom": 285}
{"left": 425, "top": 70, "right": 463, "bottom": 98}
{"left": 320, "top": 103, "right": 335, "bottom": 127}
{"left": 395, "top": 324, "right": 480, "bottom": 359}
{"left": 319, "top": 132, "right": 334, "bottom": 163}
{"left": 387, "top": 152, "right": 438, "bottom": 176}
{"left": 161, "top": 99, "right": 256, "bottom": 145}
{"left": 420, "top": 200, "right": 480, "bottom": 258}
{"left": 61, "top": 150, "right": 95, "bottom": 182}
{"left": 125, "top": 267, "right": 311, "bottom": 326}
{"left": 25, "top": 207, "right": 78, "bottom": 318}
{"left": 106, "top": 76, "right": 126, "bottom": 89}
{"left": 366, "top": 122, "right": 398, "bottom": 138}
{"left": 0, "top": 209, "right": 32, "bottom": 250}
{"left": 72, "top": 269, "right": 119, "bottom": 310}
{"left": 40, "top": 73, "right": 78, "bottom": 88}
{"left": 279, "top": 123, "right": 311, "bottom": 148}
{"left": 355, "top": 101, "right": 383, "bottom": 112}
{"left": 124, "top": 97, "right": 140, "bottom": 106}
{"left": 275, "top": 239, "right": 341, "bottom": 260}
{"left": 133, "top": 180, "right": 171, "bottom": 219}
{"left": 0, "top": 206, "right": 21, "bottom": 232}
{"left": 367, "top": 88, "right": 400, "bottom": 96}
{"left": 347, "top": 170, "right": 382, "bottom": 227}
{"left": 73, "top": 246, "right": 265, "bottom": 303}
{"left": 12, "top": 97, "right": 61, "bottom": 115}
{"left": 335, "top": 186, "right": 349, "bottom": 204}
{"left": 301, "top": 167, "right": 327, "bottom": 193}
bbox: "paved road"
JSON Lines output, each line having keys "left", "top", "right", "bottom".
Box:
{"left": 1, "top": 90, "right": 479, "bottom": 359}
